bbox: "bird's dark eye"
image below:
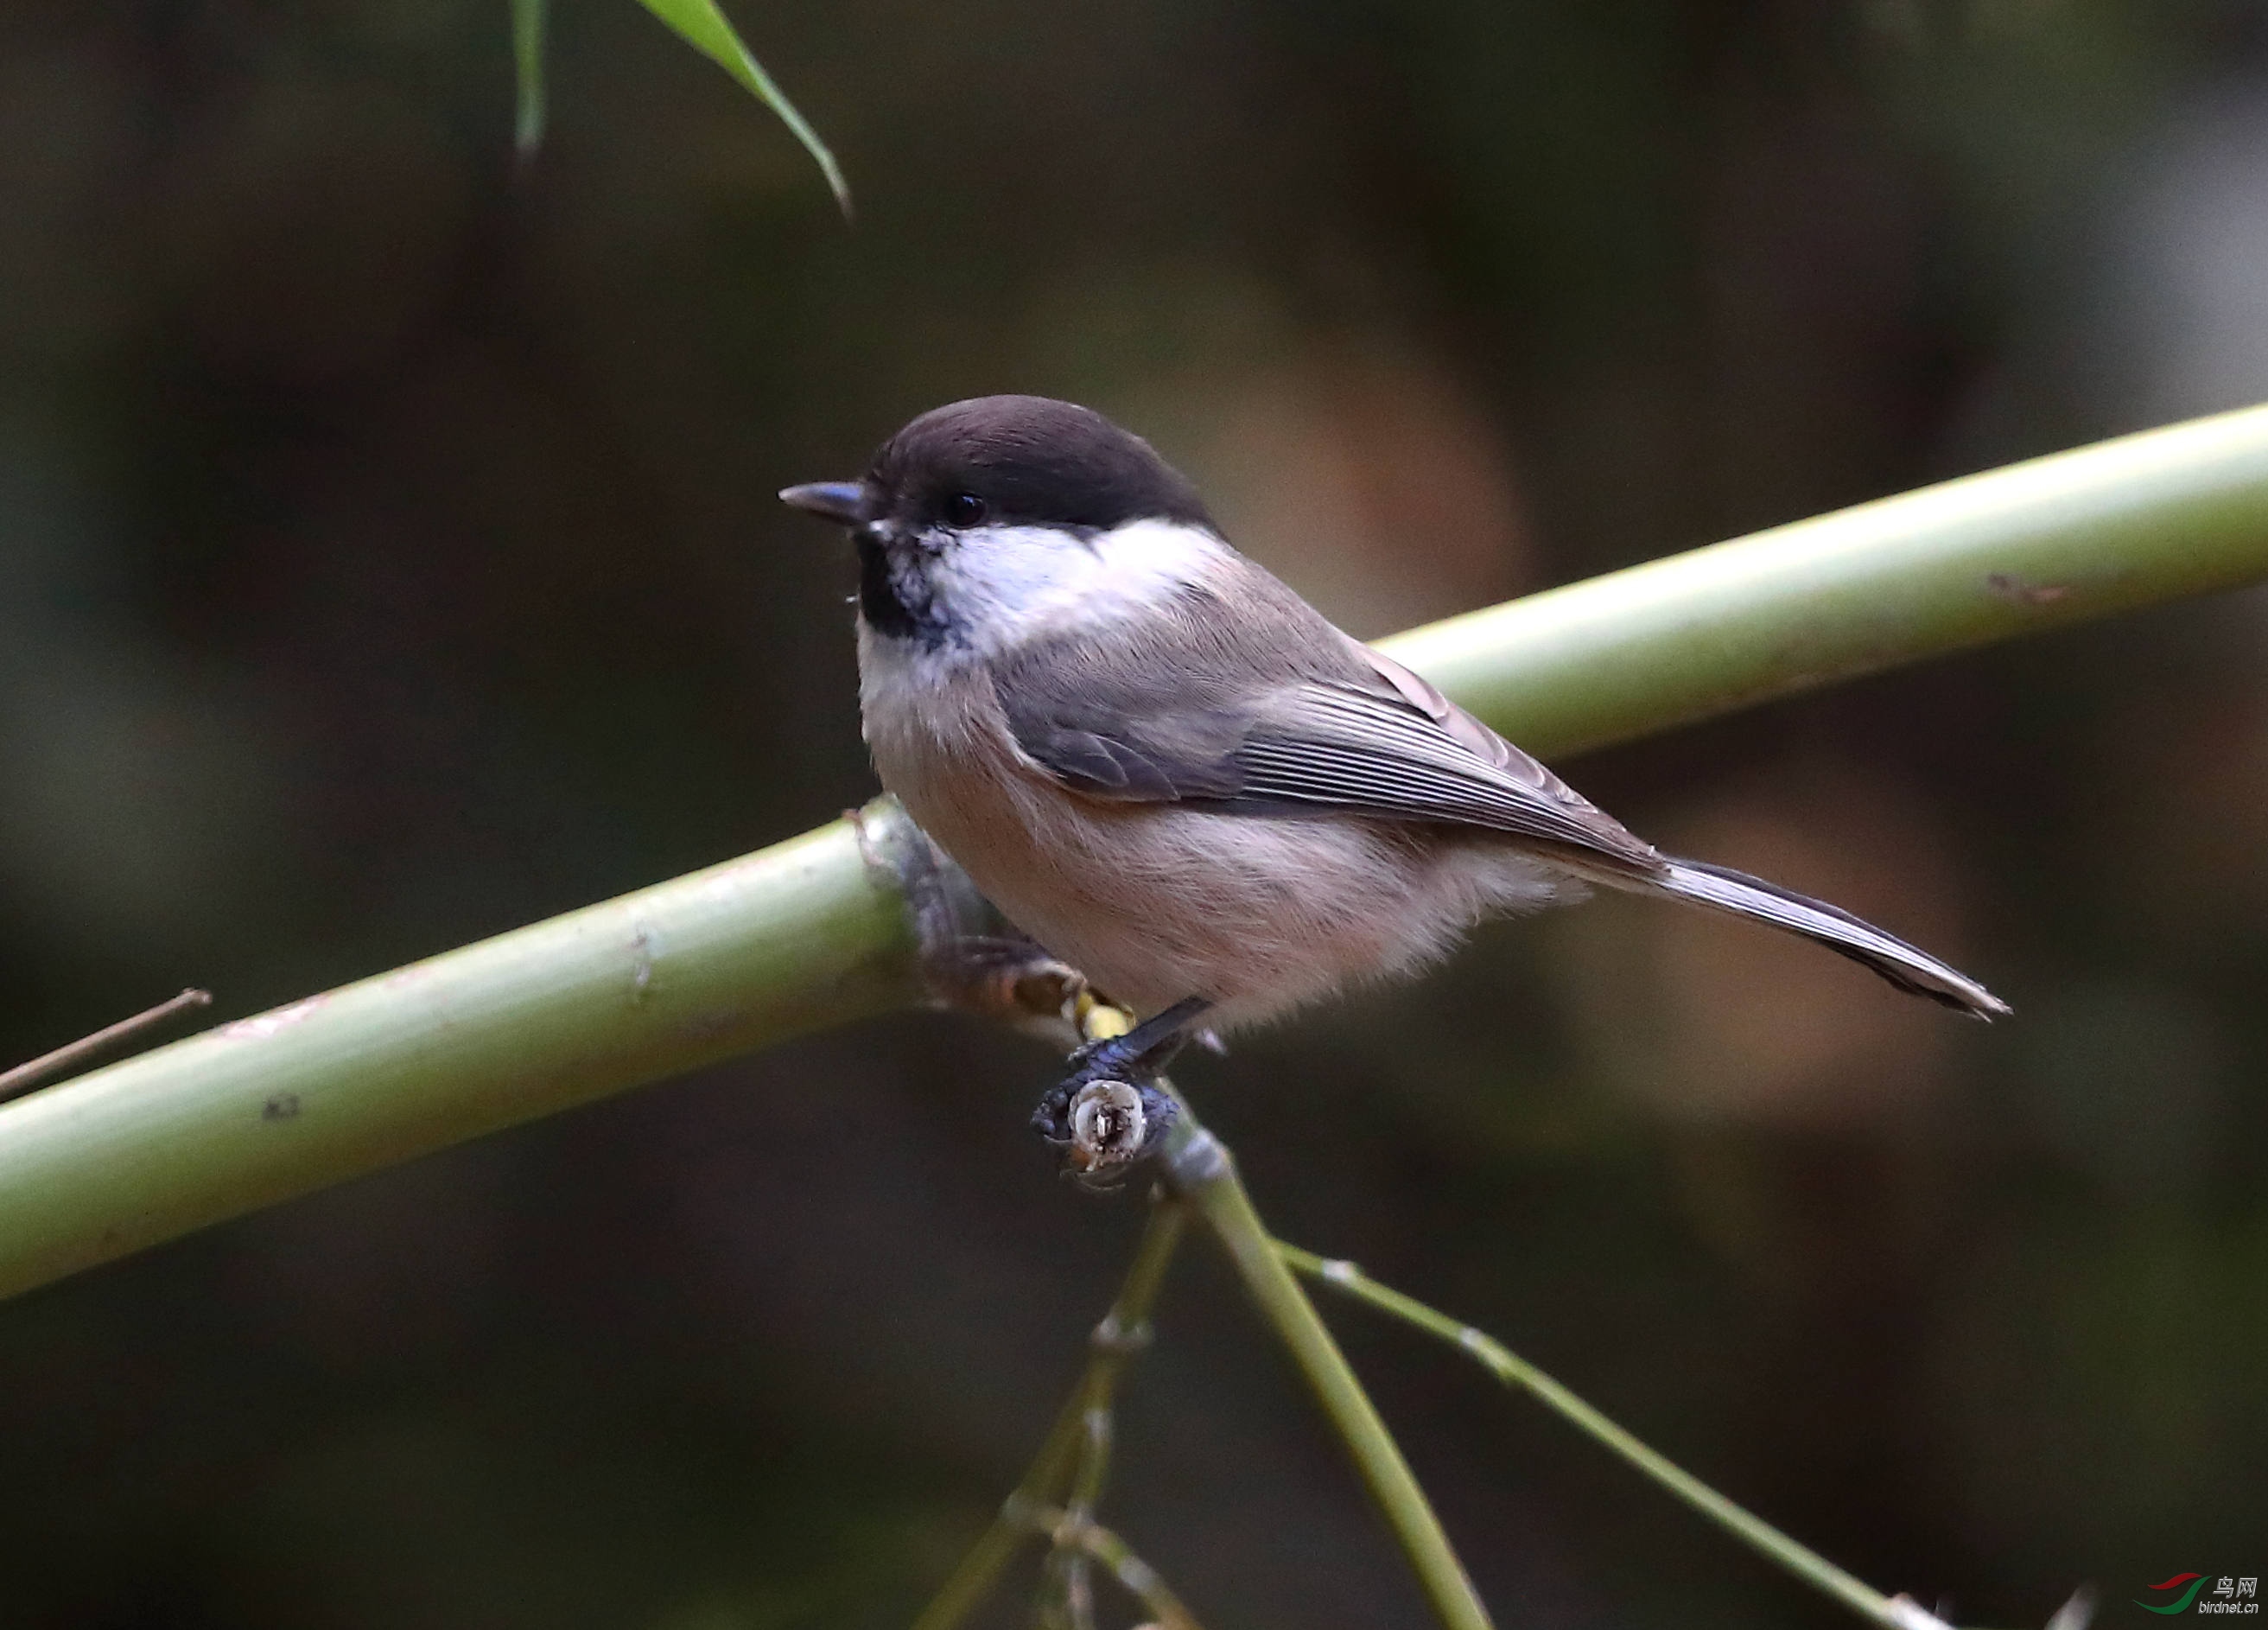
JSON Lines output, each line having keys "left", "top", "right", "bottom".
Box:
{"left": 942, "top": 492, "right": 988, "bottom": 528}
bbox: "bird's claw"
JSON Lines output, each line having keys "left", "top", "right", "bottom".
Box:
{"left": 1032, "top": 1054, "right": 1179, "bottom": 1181}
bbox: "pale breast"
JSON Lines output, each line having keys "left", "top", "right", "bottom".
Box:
{"left": 857, "top": 630, "right": 1550, "bottom": 1027}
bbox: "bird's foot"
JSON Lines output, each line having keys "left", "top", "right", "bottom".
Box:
{"left": 847, "top": 797, "right": 1201, "bottom": 1182}
{"left": 1032, "top": 996, "right": 1212, "bottom": 1181}
{"left": 1031, "top": 1060, "right": 1180, "bottom": 1181}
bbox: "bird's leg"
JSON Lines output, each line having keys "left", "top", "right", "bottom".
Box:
{"left": 851, "top": 796, "right": 1096, "bottom": 1041}
{"left": 1032, "top": 996, "right": 1212, "bottom": 1175}
{"left": 1066, "top": 996, "right": 1213, "bottom": 1079}
{"left": 851, "top": 795, "right": 1203, "bottom": 1179}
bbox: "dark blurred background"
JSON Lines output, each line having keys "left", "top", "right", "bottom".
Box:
{"left": 4, "top": 0, "right": 2266, "bottom": 1625}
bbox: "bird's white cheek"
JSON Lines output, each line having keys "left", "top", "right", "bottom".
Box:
{"left": 931, "top": 519, "right": 1229, "bottom": 656}
{"left": 922, "top": 526, "right": 1096, "bottom": 651}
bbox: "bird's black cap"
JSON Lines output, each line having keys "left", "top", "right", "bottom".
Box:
{"left": 781, "top": 396, "right": 1214, "bottom": 536}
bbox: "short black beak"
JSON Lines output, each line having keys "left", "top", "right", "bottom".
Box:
{"left": 778, "top": 481, "right": 866, "bottom": 526}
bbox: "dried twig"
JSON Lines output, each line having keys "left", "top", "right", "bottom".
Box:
{"left": 0, "top": 989, "right": 211, "bottom": 1104}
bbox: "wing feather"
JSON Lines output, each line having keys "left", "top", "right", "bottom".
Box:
{"left": 993, "top": 614, "right": 1657, "bottom": 869}
{"left": 982, "top": 574, "right": 2005, "bottom": 1018}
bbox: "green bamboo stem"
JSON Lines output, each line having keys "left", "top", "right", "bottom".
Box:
{"left": 1393, "top": 402, "right": 2268, "bottom": 758}
{"left": 1165, "top": 1113, "right": 1496, "bottom": 1630}
{"left": 0, "top": 818, "right": 920, "bottom": 1301}
{"left": 1276, "top": 1242, "right": 1953, "bottom": 1630}
{"left": 4, "top": 404, "right": 2268, "bottom": 1302}
{"left": 909, "top": 1198, "right": 1187, "bottom": 1630}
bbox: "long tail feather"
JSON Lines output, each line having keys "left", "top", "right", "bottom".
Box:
{"left": 1649, "top": 858, "right": 2010, "bottom": 1019}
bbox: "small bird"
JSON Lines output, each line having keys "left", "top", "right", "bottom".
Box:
{"left": 783, "top": 396, "right": 2005, "bottom": 1117}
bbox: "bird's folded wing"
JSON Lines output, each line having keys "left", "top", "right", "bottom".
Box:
{"left": 996, "top": 638, "right": 1659, "bottom": 867}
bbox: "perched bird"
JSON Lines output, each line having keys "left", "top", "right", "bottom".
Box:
{"left": 782, "top": 395, "right": 2004, "bottom": 1105}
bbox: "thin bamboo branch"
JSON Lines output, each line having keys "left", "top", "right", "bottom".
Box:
{"left": 933, "top": 992, "right": 1491, "bottom": 1630}
{"left": 5, "top": 404, "right": 2268, "bottom": 1300}
{"left": 1042, "top": 1268, "right": 1129, "bottom": 1630}
{"left": 909, "top": 1197, "right": 1187, "bottom": 1630}
{"left": 1018, "top": 1502, "right": 1207, "bottom": 1630}
{"left": 1162, "top": 1108, "right": 1495, "bottom": 1630}
{"left": 1275, "top": 1242, "right": 1955, "bottom": 1630}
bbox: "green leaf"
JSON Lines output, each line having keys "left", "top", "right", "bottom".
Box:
{"left": 510, "top": 0, "right": 549, "bottom": 161}
{"left": 633, "top": 0, "right": 853, "bottom": 218}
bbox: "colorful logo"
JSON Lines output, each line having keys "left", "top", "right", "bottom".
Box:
{"left": 2140, "top": 1577, "right": 2211, "bottom": 1615}
{"left": 2137, "top": 1576, "right": 2260, "bottom": 1616}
